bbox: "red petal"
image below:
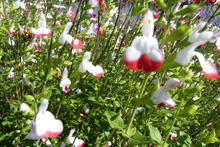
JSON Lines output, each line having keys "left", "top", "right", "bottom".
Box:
{"left": 40, "top": 131, "right": 61, "bottom": 138}
{"left": 94, "top": 73, "right": 104, "bottom": 78}
{"left": 138, "top": 54, "right": 163, "bottom": 72}
{"left": 71, "top": 39, "right": 83, "bottom": 49}
{"left": 123, "top": 58, "right": 141, "bottom": 71}
{"left": 203, "top": 71, "right": 219, "bottom": 80}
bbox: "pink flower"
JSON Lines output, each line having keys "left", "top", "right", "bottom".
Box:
{"left": 150, "top": 78, "right": 181, "bottom": 109}
{"left": 60, "top": 67, "right": 71, "bottom": 93}
{"left": 27, "top": 99, "right": 63, "bottom": 139}
{"left": 123, "top": 10, "right": 164, "bottom": 72}
{"left": 29, "top": 11, "right": 53, "bottom": 37}
{"left": 78, "top": 52, "right": 104, "bottom": 78}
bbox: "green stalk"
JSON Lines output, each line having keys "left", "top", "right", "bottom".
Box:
{"left": 125, "top": 72, "right": 152, "bottom": 135}
{"left": 162, "top": 82, "right": 185, "bottom": 147}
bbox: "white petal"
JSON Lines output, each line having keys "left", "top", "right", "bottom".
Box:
{"left": 188, "top": 22, "right": 206, "bottom": 43}
{"left": 39, "top": 12, "right": 46, "bottom": 28}
{"left": 92, "top": 65, "right": 104, "bottom": 77}
{"left": 58, "top": 33, "right": 67, "bottom": 44}
{"left": 65, "top": 34, "right": 74, "bottom": 44}
{"left": 64, "top": 22, "right": 73, "bottom": 33}
{"left": 174, "top": 43, "right": 200, "bottom": 65}
{"left": 38, "top": 99, "right": 49, "bottom": 113}
{"left": 78, "top": 60, "right": 88, "bottom": 73}
{"left": 85, "top": 61, "right": 95, "bottom": 74}
{"left": 164, "top": 78, "right": 181, "bottom": 89}
{"left": 123, "top": 46, "right": 141, "bottom": 61}
{"left": 83, "top": 52, "right": 92, "bottom": 61}
{"left": 35, "top": 111, "right": 63, "bottom": 138}
{"left": 142, "top": 10, "right": 154, "bottom": 37}
{"left": 14, "top": 0, "right": 20, "bottom": 8}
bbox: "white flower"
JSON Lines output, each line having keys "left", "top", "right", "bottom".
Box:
{"left": 8, "top": 67, "right": 15, "bottom": 79}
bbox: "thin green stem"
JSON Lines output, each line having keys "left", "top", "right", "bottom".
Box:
{"left": 125, "top": 72, "right": 151, "bottom": 135}
{"left": 162, "top": 82, "right": 185, "bottom": 147}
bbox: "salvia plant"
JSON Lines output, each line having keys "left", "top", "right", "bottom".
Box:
{"left": 0, "top": 0, "right": 220, "bottom": 147}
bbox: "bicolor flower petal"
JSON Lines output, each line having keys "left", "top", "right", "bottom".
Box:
{"left": 123, "top": 36, "right": 164, "bottom": 72}
{"left": 60, "top": 67, "right": 71, "bottom": 93}
{"left": 150, "top": 78, "right": 181, "bottom": 109}
{"left": 175, "top": 31, "right": 219, "bottom": 80}
{"left": 195, "top": 53, "right": 219, "bottom": 80}
{"left": 59, "top": 22, "right": 83, "bottom": 49}
{"left": 66, "top": 129, "right": 85, "bottom": 147}
{"left": 35, "top": 99, "right": 63, "bottom": 138}
{"left": 170, "top": 132, "right": 177, "bottom": 140}
{"left": 29, "top": 27, "right": 53, "bottom": 37}
{"left": 29, "top": 11, "right": 52, "bottom": 37}
{"left": 78, "top": 52, "right": 104, "bottom": 77}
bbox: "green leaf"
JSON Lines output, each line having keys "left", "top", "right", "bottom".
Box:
{"left": 132, "top": 6, "right": 146, "bottom": 16}
{"left": 203, "top": 130, "right": 220, "bottom": 143}
{"left": 159, "top": 52, "right": 182, "bottom": 70}
{"left": 8, "top": 7, "right": 18, "bottom": 13}
{"left": 127, "top": 127, "right": 137, "bottom": 138}
{"left": 128, "top": 131, "right": 153, "bottom": 145}
{"left": 176, "top": 131, "right": 192, "bottom": 147}
{"left": 149, "top": 125, "right": 163, "bottom": 144}
{"left": 24, "top": 95, "right": 35, "bottom": 101}
{"left": 51, "top": 41, "right": 62, "bottom": 49}
{"left": 161, "top": 26, "right": 193, "bottom": 44}
{"left": 136, "top": 82, "right": 160, "bottom": 105}
{"left": 83, "top": 4, "right": 94, "bottom": 11}
{"left": 46, "top": 68, "right": 57, "bottom": 80}
{"left": 9, "top": 23, "right": 15, "bottom": 32}
{"left": 175, "top": 5, "right": 200, "bottom": 16}
{"left": 215, "top": 10, "right": 220, "bottom": 16}
{"left": 185, "top": 85, "right": 204, "bottom": 94}
{"left": 0, "top": 26, "right": 9, "bottom": 33}
{"left": 36, "top": 88, "right": 52, "bottom": 99}
{"left": 64, "top": 61, "right": 72, "bottom": 66}
{"left": 104, "top": 111, "right": 124, "bottom": 129}
{"left": 167, "top": 0, "right": 181, "bottom": 4}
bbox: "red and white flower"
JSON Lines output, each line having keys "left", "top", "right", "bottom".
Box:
{"left": 29, "top": 11, "right": 53, "bottom": 37}
{"left": 27, "top": 99, "right": 63, "bottom": 140}
{"left": 28, "top": 36, "right": 41, "bottom": 52}
{"left": 175, "top": 28, "right": 219, "bottom": 80}
{"left": 65, "top": 129, "right": 85, "bottom": 147}
{"left": 59, "top": 22, "right": 83, "bottom": 49}
{"left": 78, "top": 52, "right": 104, "bottom": 78}
{"left": 150, "top": 78, "right": 181, "bottom": 109}
{"left": 14, "top": 0, "right": 28, "bottom": 12}
{"left": 60, "top": 67, "right": 71, "bottom": 93}
{"left": 123, "top": 10, "right": 164, "bottom": 72}
{"left": 170, "top": 132, "right": 177, "bottom": 140}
